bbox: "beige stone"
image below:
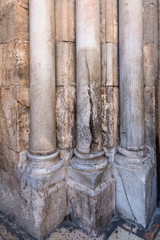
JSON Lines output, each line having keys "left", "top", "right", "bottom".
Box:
{"left": 100, "top": 0, "right": 117, "bottom": 44}
{"left": 105, "top": 0, "right": 117, "bottom": 44}
{"left": 0, "top": 2, "right": 28, "bottom": 44}
{"left": 102, "top": 43, "right": 118, "bottom": 87}
{"left": 144, "top": 86, "right": 156, "bottom": 148}
{"left": 56, "top": 86, "right": 76, "bottom": 149}
{"left": 101, "top": 86, "right": 118, "bottom": 149}
{"left": 56, "top": 0, "right": 75, "bottom": 42}
{"left": 56, "top": 42, "right": 75, "bottom": 86}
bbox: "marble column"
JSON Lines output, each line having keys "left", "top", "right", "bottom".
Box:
{"left": 17, "top": 0, "right": 64, "bottom": 190}
{"left": 118, "top": 0, "right": 145, "bottom": 159}
{"left": 114, "top": 0, "right": 156, "bottom": 227}
{"left": 68, "top": 0, "right": 115, "bottom": 235}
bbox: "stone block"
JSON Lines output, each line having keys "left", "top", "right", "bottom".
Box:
{"left": 114, "top": 154, "right": 157, "bottom": 227}
{"left": 144, "top": 86, "right": 156, "bottom": 148}
{"left": 67, "top": 175, "right": 115, "bottom": 236}
{"left": 56, "top": 42, "right": 75, "bottom": 86}
{"left": 0, "top": 40, "right": 16, "bottom": 87}
{"left": 0, "top": 2, "right": 28, "bottom": 43}
{"left": 56, "top": 86, "right": 76, "bottom": 149}
{"left": 144, "top": 0, "right": 158, "bottom": 44}
{"left": 55, "top": 0, "right": 75, "bottom": 42}
{"left": 105, "top": 0, "right": 117, "bottom": 44}
{"left": 17, "top": 106, "right": 29, "bottom": 152}
{"left": 102, "top": 43, "right": 118, "bottom": 87}
{"left": 144, "top": 43, "right": 157, "bottom": 86}
{"left": 0, "top": 169, "right": 67, "bottom": 240}
{"left": 15, "top": 40, "right": 29, "bottom": 87}
{"left": 16, "top": 4, "right": 29, "bottom": 41}
{"left": 101, "top": 86, "right": 118, "bottom": 149}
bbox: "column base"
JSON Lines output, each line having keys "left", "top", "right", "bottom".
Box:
{"left": 0, "top": 168, "right": 67, "bottom": 240}
{"left": 114, "top": 150, "right": 156, "bottom": 227}
{"left": 67, "top": 152, "right": 115, "bottom": 236}
{"left": 17, "top": 150, "right": 65, "bottom": 190}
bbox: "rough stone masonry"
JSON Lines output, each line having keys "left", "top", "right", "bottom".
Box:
{"left": 0, "top": 0, "right": 159, "bottom": 239}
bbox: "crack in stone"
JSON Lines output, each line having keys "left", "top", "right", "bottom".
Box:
{"left": 118, "top": 168, "right": 138, "bottom": 223}
{"left": 85, "top": 51, "right": 93, "bottom": 150}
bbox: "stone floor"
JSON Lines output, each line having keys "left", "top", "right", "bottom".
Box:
{"left": 1, "top": 209, "right": 160, "bottom": 240}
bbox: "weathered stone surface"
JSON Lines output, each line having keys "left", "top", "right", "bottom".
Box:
{"left": 119, "top": 0, "right": 145, "bottom": 150}
{"left": 0, "top": 2, "right": 28, "bottom": 44}
{"left": 144, "top": 0, "right": 158, "bottom": 44}
{"left": 101, "top": 86, "right": 118, "bottom": 149}
{"left": 0, "top": 169, "right": 67, "bottom": 240}
{"left": 55, "top": 0, "right": 75, "bottom": 42}
{"left": 100, "top": 0, "right": 117, "bottom": 44}
{"left": 114, "top": 154, "right": 157, "bottom": 227}
{"left": 0, "top": 39, "right": 29, "bottom": 167}
{"left": 56, "top": 86, "right": 75, "bottom": 149}
{"left": 102, "top": 43, "right": 118, "bottom": 87}
{"left": 144, "top": 86, "right": 156, "bottom": 148}
{"left": 144, "top": 43, "right": 156, "bottom": 86}
{"left": 67, "top": 176, "right": 115, "bottom": 236}
{"left": 56, "top": 42, "right": 75, "bottom": 86}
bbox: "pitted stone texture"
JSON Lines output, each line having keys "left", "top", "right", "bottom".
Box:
{"left": 114, "top": 155, "right": 156, "bottom": 227}
{"left": 0, "top": 169, "right": 67, "bottom": 240}
{"left": 144, "top": 0, "right": 158, "bottom": 44}
{"left": 101, "top": 86, "right": 118, "bottom": 149}
{"left": 67, "top": 176, "right": 115, "bottom": 236}
{"left": 0, "top": 2, "right": 28, "bottom": 43}
{"left": 0, "top": 39, "right": 29, "bottom": 173}
{"left": 144, "top": 86, "right": 156, "bottom": 148}
{"left": 56, "top": 86, "right": 76, "bottom": 149}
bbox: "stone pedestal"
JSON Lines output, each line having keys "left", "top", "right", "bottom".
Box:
{"left": 114, "top": 151, "right": 156, "bottom": 227}
{"left": 67, "top": 159, "right": 115, "bottom": 236}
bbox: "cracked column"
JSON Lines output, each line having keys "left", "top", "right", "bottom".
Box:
{"left": 114, "top": 0, "right": 156, "bottom": 227}
{"left": 68, "top": 0, "right": 115, "bottom": 235}
{"left": 16, "top": 1, "right": 67, "bottom": 238}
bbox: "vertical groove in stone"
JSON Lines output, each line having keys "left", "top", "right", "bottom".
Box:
{"left": 101, "top": 0, "right": 118, "bottom": 150}
{"left": 76, "top": 0, "right": 102, "bottom": 154}
{"left": 55, "top": 0, "right": 76, "bottom": 151}
{"left": 29, "top": 0, "right": 57, "bottom": 155}
{"left": 119, "top": 0, "right": 145, "bottom": 151}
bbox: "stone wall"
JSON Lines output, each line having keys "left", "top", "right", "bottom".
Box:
{"left": 0, "top": 0, "right": 159, "bottom": 239}
{"left": 0, "top": 0, "right": 29, "bottom": 174}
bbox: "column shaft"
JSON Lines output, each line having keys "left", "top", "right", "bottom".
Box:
{"left": 29, "top": 0, "right": 56, "bottom": 155}
{"left": 119, "top": 0, "right": 145, "bottom": 153}
{"left": 76, "top": 0, "right": 102, "bottom": 154}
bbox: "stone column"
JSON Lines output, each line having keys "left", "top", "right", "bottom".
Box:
{"left": 72, "top": 0, "right": 107, "bottom": 170}
{"left": 17, "top": 0, "right": 64, "bottom": 190}
{"left": 118, "top": 0, "right": 145, "bottom": 158}
{"left": 114, "top": 0, "right": 156, "bottom": 227}
{"left": 68, "top": 0, "right": 115, "bottom": 235}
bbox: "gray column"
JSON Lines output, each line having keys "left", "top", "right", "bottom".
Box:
{"left": 119, "top": 0, "right": 145, "bottom": 158}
